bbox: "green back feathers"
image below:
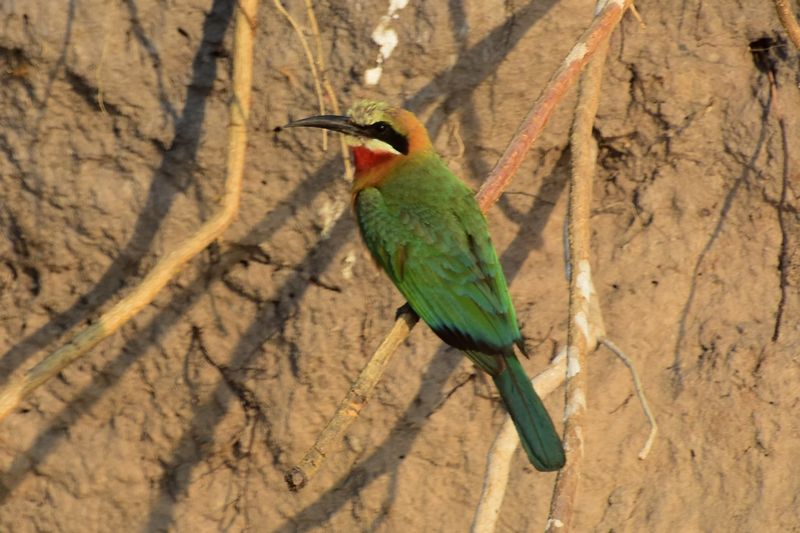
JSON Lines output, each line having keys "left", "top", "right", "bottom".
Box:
{"left": 355, "top": 152, "right": 521, "bottom": 355}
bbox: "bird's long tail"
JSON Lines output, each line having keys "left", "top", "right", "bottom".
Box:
{"left": 467, "top": 351, "right": 565, "bottom": 471}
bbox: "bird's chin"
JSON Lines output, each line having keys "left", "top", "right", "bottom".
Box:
{"left": 350, "top": 145, "right": 398, "bottom": 173}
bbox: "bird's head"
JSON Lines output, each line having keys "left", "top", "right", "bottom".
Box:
{"left": 284, "top": 100, "right": 431, "bottom": 175}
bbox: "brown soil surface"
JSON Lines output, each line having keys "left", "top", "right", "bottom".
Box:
{"left": 1, "top": 1, "right": 799, "bottom": 531}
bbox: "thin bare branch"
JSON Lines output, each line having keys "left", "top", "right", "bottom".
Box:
{"left": 600, "top": 338, "right": 658, "bottom": 459}
{"left": 476, "top": 0, "right": 632, "bottom": 210}
{"left": 546, "top": 20, "right": 611, "bottom": 531}
{"left": 773, "top": 0, "right": 800, "bottom": 50}
{"left": 0, "top": 0, "right": 259, "bottom": 422}
{"left": 323, "top": 81, "right": 354, "bottom": 179}
{"left": 303, "top": 0, "right": 353, "bottom": 178}
{"left": 285, "top": 310, "right": 419, "bottom": 491}
{"left": 274, "top": 0, "right": 328, "bottom": 149}
{"left": 303, "top": 0, "right": 325, "bottom": 69}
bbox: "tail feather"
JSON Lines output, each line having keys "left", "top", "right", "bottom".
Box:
{"left": 470, "top": 351, "right": 565, "bottom": 471}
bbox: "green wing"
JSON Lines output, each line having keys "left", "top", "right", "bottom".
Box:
{"left": 355, "top": 158, "right": 521, "bottom": 356}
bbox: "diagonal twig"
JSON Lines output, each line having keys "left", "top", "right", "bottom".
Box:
{"left": 475, "top": 0, "right": 632, "bottom": 209}
{"left": 601, "top": 338, "right": 657, "bottom": 459}
{"left": 273, "top": 0, "right": 328, "bottom": 149}
{"left": 0, "top": 0, "right": 259, "bottom": 422}
{"left": 302, "top": 0, "right": 353, "bottom": 179}
{"left": 285, "top": 309, "right": 418, "bottom": 490}
{"left": 773, "top": 0, "right": 800, "bottom": 50}
{"left": 763, "top": 60, "right": 792, "bottom": 342}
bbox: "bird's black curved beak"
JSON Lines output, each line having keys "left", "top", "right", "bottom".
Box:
{"left": 283, "top": 114, "right": 366, "bottom": 137}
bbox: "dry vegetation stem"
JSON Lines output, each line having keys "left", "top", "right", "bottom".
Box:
{"left": 601, "top": 339, "right": 658, "bottom": 459}
{"left": 545, "top": 22, "right": 610, "bottom": 533}
{"left": 285, "top": 310, "right": 419, "bottom": 490}
{"left": 304, "top": 0, "right": 353, "bottom": 178}
{"left": 0, "top": 0, "right": 258, "bottom": 422}
{"left": 475, "top": 0, "right": 632, "bottom": 209}
{"left": 773, "top": 0, "right": 800, "bottom": 50}
{"left": 272, "top": 0, "right": 328, "bottom": 149}
{"left": 287, "top": 0, "right": 633, "bottom": 493}
{"left": 280, "top": 0, "right": 352, "bottom": 177}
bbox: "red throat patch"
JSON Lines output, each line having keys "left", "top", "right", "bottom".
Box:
{"left": 351, "top": 146, "right": 396, "bottom": 173}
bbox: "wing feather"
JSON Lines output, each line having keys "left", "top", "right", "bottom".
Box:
{"left": 355, "top": 163, "right": 520, "bottom": 355}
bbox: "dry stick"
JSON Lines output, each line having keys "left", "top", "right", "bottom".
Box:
{"left": 285, "top": 0, "right": 633, "bottom": 492}
{"left": 273, "top": 0, "right": 328, "bottom": 150}
{"left": 773, "top": 0, "right": 800, "bottom": 50}
{"left": 545, "top": 29, "right": 611, "bottom": 533}
{"left": 473, "top": 6, "right": 627, "bottom": 529}
{"left": 285, "top": 310, "right": 418, "bottom": 490}
{"left": 473, "top": 1, "right": 624, "bottom": 530}
{"left": 303, "top": 0, "right": 325, "bottom": 69}
{"left": 600, "top": 339, "right": 657, "bottom": 459}
{"left": 323, "top": 82, "right": 354, "bottom": 179}
{"left": 475, "top": 0, "right": 631, "bottom": 209}
{"left": 0, "top": 0, "right": 258, "bottom": 423}
{"left": 303, "top": 0, "right": 353, "bottom": 178}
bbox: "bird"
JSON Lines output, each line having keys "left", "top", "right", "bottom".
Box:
{"left": 284, "top": 100, "right": 565, "bottom": 471}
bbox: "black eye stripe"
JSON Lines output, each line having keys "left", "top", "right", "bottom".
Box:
{"left": 365, "top": 121, "right": 409, "bottom": 155}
